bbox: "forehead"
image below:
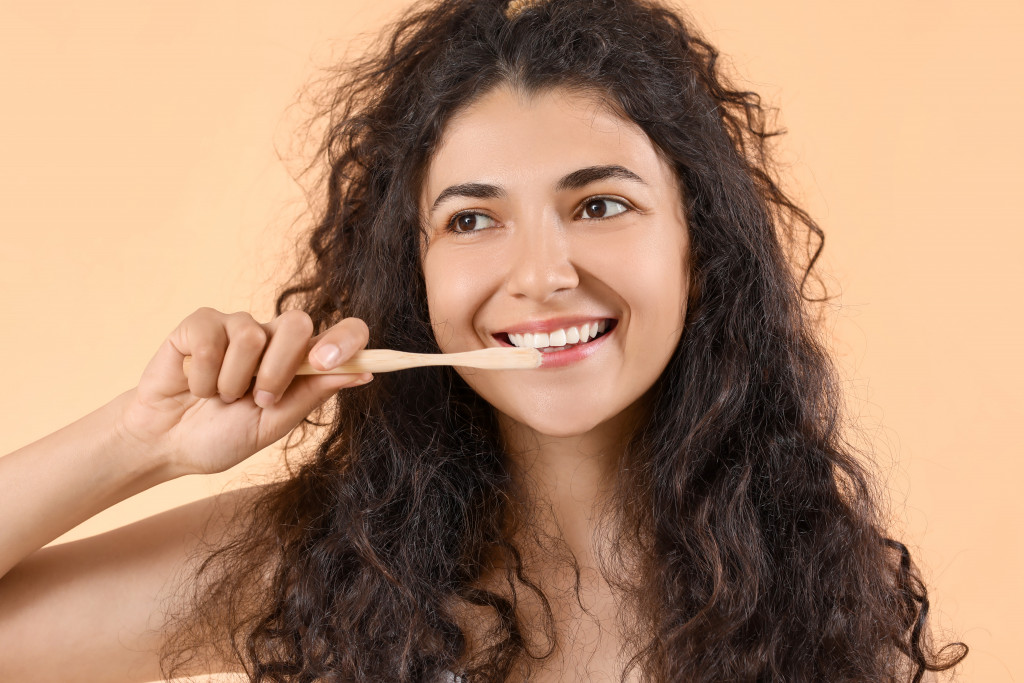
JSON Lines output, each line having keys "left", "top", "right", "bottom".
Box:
{"left": 421, "top": 86, "right": 673, "bottom": 204}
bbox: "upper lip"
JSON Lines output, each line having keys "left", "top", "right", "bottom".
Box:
{"left": 492, "top": 315, "right": 615, "bottom": 336}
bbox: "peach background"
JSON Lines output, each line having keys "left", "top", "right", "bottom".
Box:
{"left": 1, "top": 1, "right": 1020, "bottom": 680}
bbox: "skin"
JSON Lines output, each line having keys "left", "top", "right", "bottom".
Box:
{"left": 421, "top": 84, "right": 689, "bottom": 546}
{"left": 420, "top": 85, "right": 690, "bottom": 678}
{"left": 0, "top": 312, "right": 372, "bottom": 682}
{"left": 0, "top": 85, "right": 690, "bottom": 681}
{"left": 0, "top": 83, "right": 938, "bottom": 683}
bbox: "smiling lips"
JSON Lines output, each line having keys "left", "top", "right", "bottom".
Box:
{"left": 496, "top": 319, "right": 615, "bottom": 354}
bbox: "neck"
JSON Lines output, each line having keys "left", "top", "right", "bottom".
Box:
{"left": 498, "top": 406, "right": 642, "bottom": 567}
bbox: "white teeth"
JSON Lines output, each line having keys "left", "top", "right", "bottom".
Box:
{"left": 505, "top": 320, "right": 610, "bottom": 349}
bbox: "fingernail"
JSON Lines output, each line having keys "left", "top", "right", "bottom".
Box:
{"left": 220, "top": 393, "right": 237, "bottom": 404}
{"left": 254, "top": 390, "right": 276, "bottom": 408}
{"left": 314, "top": 343, "right": 341, "bottom": 368}
{"left": 353, "top": 373, "right": 373, "bottom": 386}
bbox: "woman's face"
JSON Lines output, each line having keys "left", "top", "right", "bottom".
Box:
{"left": 420, "top": 85, "right": 689, "bottom": 439}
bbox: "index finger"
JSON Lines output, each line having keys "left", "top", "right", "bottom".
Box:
{"left": 307, "top": 317, "right": 370, "bottom": 371}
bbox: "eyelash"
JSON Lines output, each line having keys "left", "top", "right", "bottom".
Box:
{"left": 445, "top": 195, "right": 634, "bottom": 234}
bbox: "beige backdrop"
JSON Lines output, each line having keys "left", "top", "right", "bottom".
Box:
{"left": 1, "top": 1, "right": 1020, "bottom": 680}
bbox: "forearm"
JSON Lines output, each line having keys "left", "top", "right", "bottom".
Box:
{"left": 0, "top": 389, "right": 181, "bottom": 578}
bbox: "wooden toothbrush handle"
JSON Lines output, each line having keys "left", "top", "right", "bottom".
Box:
{"left": 181, "top": 347, "right": 540, "bottom": 377}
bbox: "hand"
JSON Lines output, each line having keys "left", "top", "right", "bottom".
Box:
{"left": 116, "top": 308, "right": 370, "bottom": 476}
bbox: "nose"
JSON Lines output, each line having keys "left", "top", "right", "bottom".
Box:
{"left": 504, "top": 213, "right": 579, "bottom": 302}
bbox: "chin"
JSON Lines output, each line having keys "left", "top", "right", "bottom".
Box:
{"left": 515, "top": 416, "right": 602, "bottom": 439}
{"left": 495, "top": 399, "right": 629, "bottom": 441}
{"left": 462, "top": 374, "right": 653, "bottom": 446}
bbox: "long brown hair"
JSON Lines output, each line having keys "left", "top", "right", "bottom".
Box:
{"left": 162, "top": 0, "right": 967, "bottom": 680}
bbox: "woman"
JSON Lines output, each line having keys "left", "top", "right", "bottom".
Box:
{"left": 0, "top": 0, "right": 967, "bottom": 680}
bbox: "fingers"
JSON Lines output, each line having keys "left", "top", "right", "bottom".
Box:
{"left": 251, "top": 310, "right": 315, "bottom": 408}
{"left": 253, "top": 315, "right": 371, "bottom": 411}
{"left": 174, "top": 308, "right": 232, "bottom": 399}
{"left": 308, "top": 317, "right": 370, "bottom": 371}
{"left": 216, "top": 313, "right": 268, "bottom": 402}
{"left": 170, "top": 308, "right": 371, "bottom": 409}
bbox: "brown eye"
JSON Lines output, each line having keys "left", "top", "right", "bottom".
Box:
{"left": 449, "top": 212, "right": 497, "bottom": 233}
{"left": 580, "top": 197, "right": 628, "bottom": 220}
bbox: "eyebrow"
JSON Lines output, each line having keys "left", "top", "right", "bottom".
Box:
{"left": 429, "top": 164, "right": 647, "bottom": 214}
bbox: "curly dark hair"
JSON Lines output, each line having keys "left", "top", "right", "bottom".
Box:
{"left": 161, "top": 0, "right": 967, "bottom": 680}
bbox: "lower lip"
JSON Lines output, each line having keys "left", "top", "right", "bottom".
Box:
{"left": 499, "top": 325, "right": 615, "bottom": 369}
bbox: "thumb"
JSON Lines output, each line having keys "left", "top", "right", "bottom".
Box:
{"left": 253, "top": 372, "right": 372, "bottom": 443}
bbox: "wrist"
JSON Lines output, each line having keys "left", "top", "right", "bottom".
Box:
{"left": 104, "top": 389, "right": 190, "bottom": 485}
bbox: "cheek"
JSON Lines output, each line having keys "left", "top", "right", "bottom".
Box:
{"left": 579, "top": 223, "right": 689, "bottom": 322}
{"left": 614, "top": 235, "right": 689, "bottom": 372}
{"left": 638, "top": 240, "right": 688, "bottom": 327}
{"left": 422, "top": 246, "right": 494, "bottom": 352}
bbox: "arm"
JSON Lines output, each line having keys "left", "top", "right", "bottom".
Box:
{"left": 0, "top": 308, "right": 370, "bottom": 680}
{"left": 0, "top": 390, "right": 178, "bottom": 582}
{"left": 0, "top": 488, "right": 255, "bottom": 682}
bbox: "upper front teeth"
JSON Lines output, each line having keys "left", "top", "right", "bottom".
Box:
{"left": 508, "top": 320, "right": 608, "bottom": 349}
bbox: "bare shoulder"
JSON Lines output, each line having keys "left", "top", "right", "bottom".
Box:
{"left": 0, "top": 486, "right": 265, "bottom": 683}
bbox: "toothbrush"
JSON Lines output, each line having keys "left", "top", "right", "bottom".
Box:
{"left": 182, "top": 346, "right": 542, "bottom": 376}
